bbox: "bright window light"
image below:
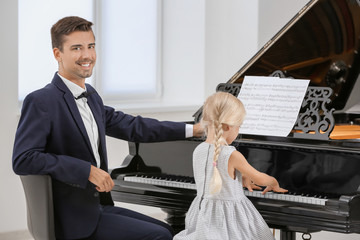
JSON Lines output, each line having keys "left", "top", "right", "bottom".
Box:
{"left": 96, "top": 0, "right": 161, "bottom": 100}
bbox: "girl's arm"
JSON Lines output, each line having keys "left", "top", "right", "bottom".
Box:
{"left": 228, "top": 150, "right": 287, "bottom": 194}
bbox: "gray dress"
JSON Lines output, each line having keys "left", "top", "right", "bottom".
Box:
{"left": 174, "top": 142, "right": 275, "bottom": 240}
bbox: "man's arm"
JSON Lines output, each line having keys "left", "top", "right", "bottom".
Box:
{"left": 104, "top": 106, "right": 187, "bottom": 142}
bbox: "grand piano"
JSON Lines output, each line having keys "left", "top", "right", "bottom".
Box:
{"left": 110, "top": 0, "right": 360, "bottom": 239}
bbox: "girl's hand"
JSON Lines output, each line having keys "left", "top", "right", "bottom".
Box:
{"left": 262, "top": 180, "right": 288, "bottom": 195}
{"left": 242, "top": 175, "right": 261, "bottom": 192}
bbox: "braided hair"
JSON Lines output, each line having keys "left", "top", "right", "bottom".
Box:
{"left": 201, "top": 92, "right": 246, "bottom": 194}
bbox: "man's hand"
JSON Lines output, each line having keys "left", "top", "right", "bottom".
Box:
{"left": 88, "top": 165, "right": 114, "bottom": 192}
{"left": 193, "top": 123, "right": 204, "bottom": 138}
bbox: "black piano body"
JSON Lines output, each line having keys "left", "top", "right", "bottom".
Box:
{"left": 111, "top": 0, "right": 360, "bottom": 239}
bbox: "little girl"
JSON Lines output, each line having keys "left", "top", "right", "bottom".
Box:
{"left": 174, "top": 92, "right": 287, "bottom": 240}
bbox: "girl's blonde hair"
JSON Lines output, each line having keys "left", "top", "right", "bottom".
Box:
{"left": 201, "top": 92, "right": 246, "bottom": 194}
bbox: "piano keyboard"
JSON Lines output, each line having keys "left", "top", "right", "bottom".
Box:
{"left": 123, "top": 175, "right": 328, "bottom": 206}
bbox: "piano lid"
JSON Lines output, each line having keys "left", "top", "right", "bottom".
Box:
{"left": 228, "top": 0, "right": 360, "bottom": 113}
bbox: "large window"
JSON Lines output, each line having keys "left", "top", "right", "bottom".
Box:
{"left": 95, "top": 0, "right": 161, "bottom": 101}
{"left": 18, "top": 0, "right": 94, "bottom": 100}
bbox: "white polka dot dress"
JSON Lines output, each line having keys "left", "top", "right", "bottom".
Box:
{"left": 174, "top": 142, "right": 275, "bottom": 240}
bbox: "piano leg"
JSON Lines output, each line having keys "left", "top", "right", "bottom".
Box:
{"left": 161, "top": 208, "right": 187, "bottom": 234}
{"left": 280, "top": 230, "right": 296, "bottom": 240}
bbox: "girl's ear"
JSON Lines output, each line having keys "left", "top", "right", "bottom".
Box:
{"left": 222, "top": 123, "right": 230, "bottom": 131}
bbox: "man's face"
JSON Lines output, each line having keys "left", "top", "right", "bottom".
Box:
{"left": 54, "top": 30, "right": 96, "bottom": 83}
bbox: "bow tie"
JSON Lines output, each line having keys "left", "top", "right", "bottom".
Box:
{"left": 75, "top": 91, "right": 94, "bottom": 100}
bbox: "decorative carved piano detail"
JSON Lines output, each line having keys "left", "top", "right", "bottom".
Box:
{"left": 293, "top": 87, "right": 335, "bottom": 140}
{"left": 111, "top": 0, "right": 360, "bottom": 239}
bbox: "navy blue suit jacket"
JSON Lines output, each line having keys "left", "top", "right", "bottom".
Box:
{"left": 13, "top": 73, "right": 186, "bottom": 239}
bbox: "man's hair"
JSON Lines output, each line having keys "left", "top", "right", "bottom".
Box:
{"left": 51, "top": 16, "right": 93, "bottom": 51}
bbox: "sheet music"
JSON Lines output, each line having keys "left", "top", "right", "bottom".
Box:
{"left": 238, "top": 76, "right": 310, "bottom": 137}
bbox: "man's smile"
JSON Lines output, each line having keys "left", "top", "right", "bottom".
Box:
{"left": 76, "top": 60, "right": 94, "bottom": 69}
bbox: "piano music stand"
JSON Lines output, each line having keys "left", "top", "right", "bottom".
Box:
{"left": 198, "top": 71, "right": 336, "bottom": 141}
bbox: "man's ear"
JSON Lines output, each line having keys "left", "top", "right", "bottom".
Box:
{"left": 53, "top": 48, "right": 62, "bottom": 62}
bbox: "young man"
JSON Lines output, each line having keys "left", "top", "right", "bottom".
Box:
{"left": 13, "top": 16, "right": 202, "bottom": 240}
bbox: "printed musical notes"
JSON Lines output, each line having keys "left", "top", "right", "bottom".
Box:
{"left": 238, "top": 76, "right": 309, "bottom": 137}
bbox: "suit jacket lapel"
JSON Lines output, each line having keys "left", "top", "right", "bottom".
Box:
{"left": 51, "top": 74, "right": 96, "bottom": 163}
{"left": 86, "top": 92, "right": 108, "bottom": 170}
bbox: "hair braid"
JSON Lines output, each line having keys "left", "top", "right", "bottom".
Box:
{"left": 209, "top": 119, "right": 224, "bottom": 194}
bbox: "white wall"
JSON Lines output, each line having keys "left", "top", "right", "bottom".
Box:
{"left": 204, "top": 0, "right": 259, "bottom": 97}
{"left": 1, "top": 0, "right": 359, "bottom": 239}
{"left": 0, "top": 0, "right": 29, "bottom": 233}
